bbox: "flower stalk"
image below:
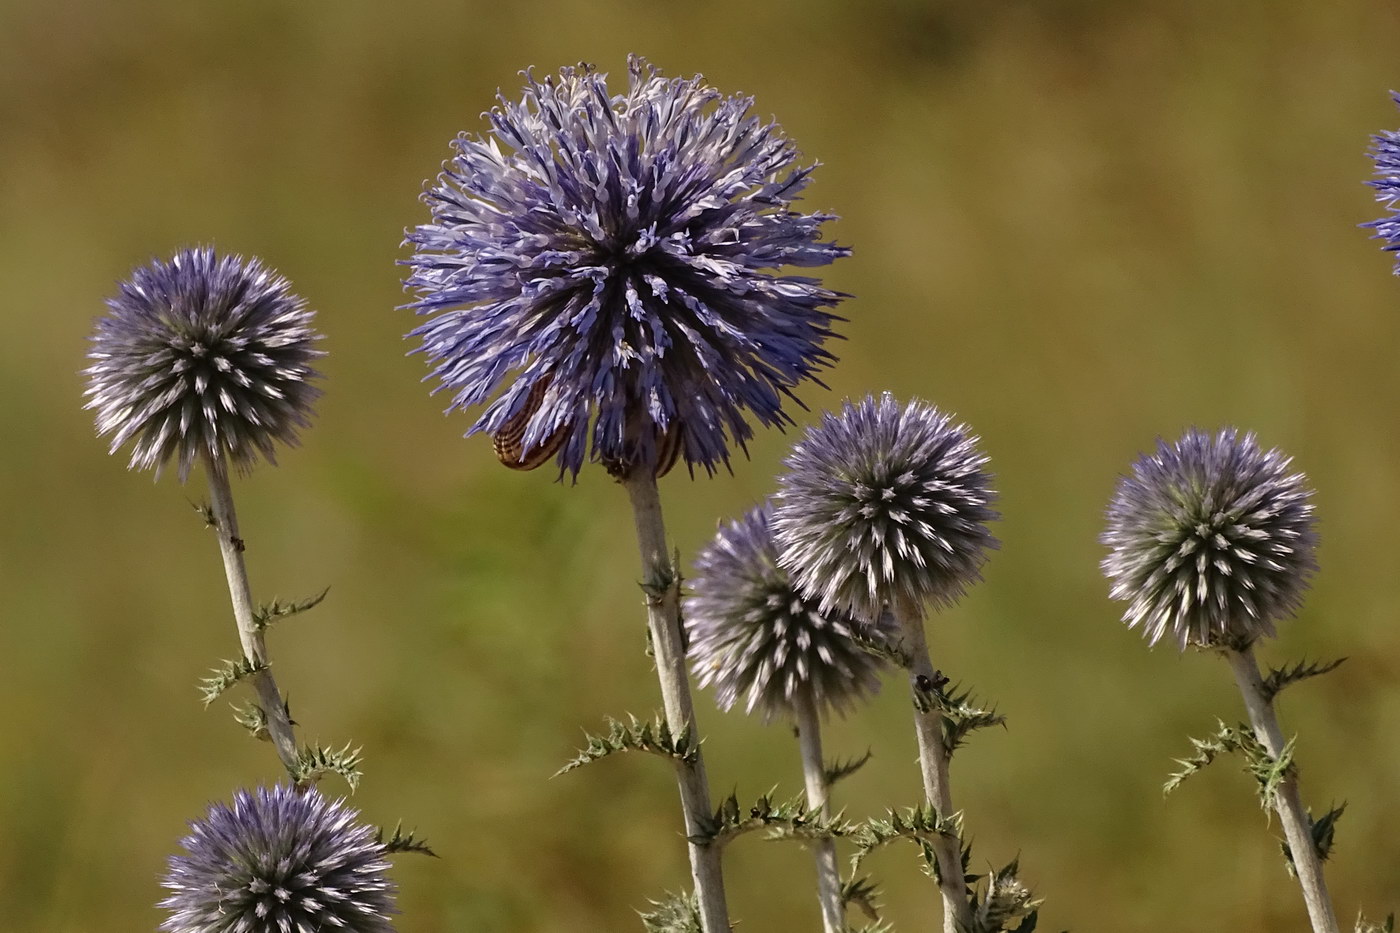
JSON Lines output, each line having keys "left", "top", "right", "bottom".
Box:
{"left": 202, "top": 447, "right": 300, "bottom": 775}
{"left": 622, "top": 470, "right": 730, "bottom": 933}
{"left": 1224, "top": 645, "right": 1340, "bottom": 933}
{"left": 894, "top": 598, "right": 974, "bottom": 933}
{"left": 793, "top": 692, "right": 845, "bottom": 933}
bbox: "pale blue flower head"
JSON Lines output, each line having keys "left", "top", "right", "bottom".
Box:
{"left": 160, "top": 784, "right": 396, "bottom": 933}
{"left": 85, "top": 248, "right": 322, "bottom": 482}
{"left": 687, "top": 503, "right": 895, "bottom": 722}
{"left": 1101, "top": 428, "right": 1317, "bottom": 649}
{"left": 404, "top": 56, "right": 849, "bottom": 479}
{"left": 774, "top": 394, "right": 999, "bottom": 622}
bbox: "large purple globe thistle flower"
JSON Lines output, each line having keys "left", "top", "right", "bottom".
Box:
{"left": 84, "top": 248, "right": 323, "bottom": 482}
{"left": 1365, "top": 93, "right": 1400, "bottom": 269}
{"left": 403, "top": 55, "right": 849, "bottom": 479}
{"left": 773, "top": 393, "right": 1000, "bottom": 623}
{"left": 686, "top": 503, "right": 895, "bottom": 722}
{"left": 1101, "top": 428, "right": 1318, "bottom": 650}
{"left": 160, "top": 785, "right": 396, "bottom": 933}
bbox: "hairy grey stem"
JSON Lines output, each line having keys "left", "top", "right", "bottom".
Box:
{"left": 894, "top": 598, "right": 973, "bottom": 933}
{"left": 794, "top": 691, "right": 845, "bottom": 933}
{"left": 202, "top": 449, "right": 300, "bottom": 775}
{"left": 622, "top": 471, "right": 730, "bottom": 933}
{"left": 1225, "top": 645, "right": 1340, "bottom": 933}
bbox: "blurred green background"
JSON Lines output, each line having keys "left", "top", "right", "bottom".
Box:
{"left": 3, "top": 0, "right": 1399, "bottom": 929}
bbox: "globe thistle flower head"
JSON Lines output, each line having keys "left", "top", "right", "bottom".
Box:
{"left": 773, "top": 393, "right": 1000, "bottom": 623}
{"left": 1364, "top": 92, "right": 1400, "bottom": 270}
{"left": 85, "top": 248, "right": 323, "bottom": 482}
{"left": 1101, "top": 427, "right": 1317, "bottom": 650}
{"left": 160, "top": 784, "right": 396, "bottom": 933}
{"left": 686, "top": 503, "right": 895, "bottom": 722}
{"left": 404, "top": 55, "right": 850, "bottom": 480}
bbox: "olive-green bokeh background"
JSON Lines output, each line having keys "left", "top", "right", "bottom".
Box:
{"left": 4, "top": 1, "right": 1400, "bottom": 929}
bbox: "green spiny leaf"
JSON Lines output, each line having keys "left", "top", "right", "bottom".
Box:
{"left": 189, "top": 498, "right": 217, "bottom": 528}
{"left": 851, "top": 804, "right": 962, "bottom": 876}
{"left": 1260, "top": 652, "right": 1344, "bottom": 697}
{"left": 850, "top": 626, "right": 913, "bottom": 669}
{"left": 1247, "top": 734, "right": 1295, "bottom": 809}
{"left": 1282, "top": 802, "right": 1346, "bottom": 873}
{"left": 695, "top": 789, "right": 855, "bottom": 849}
{"left": 842, "top": 874, "right": 883, "bottom": 923}
{"left": 1260, "top": 657, "right": 1346, "bottom": 703}
{"left": 637, "top": 890, "right": 701, "bottom": 933}
{"left": 231, "top": 701, "right": 268, "bottom": 740}
{"left": 293, "top": 742, "right": 364, "bottom": 792}
{"left": 933, "top": 682, "right": 1007, "bottom": 757}
{"left": 968, "top": 857, "right": 1044, "bottom": 933}
{"left": 825, "top": 749, "right": 874, "bottom": 787}
{"left": 376, "top": 821, "right": 438, "bottom": 858}
{"left": 555, "top": 713, "right": 697, "bottom": 777}
{"left": 254, "top": 587, "right": 330, "bottom": 631}
{"left": 1354, "top": 914, "right": 1395, "bottom": 933}
{"left": 199, "top": 657, "right": 266, "bottom": 707}
{"left": 1164, "top": 721, "right": 1248, "bottom": 795}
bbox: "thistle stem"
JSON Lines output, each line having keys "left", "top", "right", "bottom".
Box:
{"left": 202, "top": 448, "right": 300, "bottom": 776}
{"left": 893, "top": 598, "right": 973, "bottom": 933}
{"left": 1224, "top": 645, "right": 1340, "bottom": 933}
{"left": 794, "top": 691, "right": 845, "bottom": 933}
{"left": 621, "top": 471, "right": 730, "bottom": 933}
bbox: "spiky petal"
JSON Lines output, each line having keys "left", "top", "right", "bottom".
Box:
{"left": 160, "top": 785, "right": 396, "bottom": 933}
{"left": 403, "top": 55, "right": 849, "bottom": 479}
{"left": 84, "top": 248, "right": 323, "bottom": 482}
{"left": 1101, "top": 427, "right": 1318, "bottom": 650}
{"left": 773, "top": 393, "right": 1000, "bottom": 622}
{"left": 687, "top": 503, "right": 895, "bottom": 722}
{"left": 1364, "top": 92, "right": 1400, "bottom": 270}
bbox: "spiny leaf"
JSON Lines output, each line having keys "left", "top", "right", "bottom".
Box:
{"left": 842, "top": 874, "right": 883, "bottom": 923}
{"left": 254, "top": 587, "right": 330, "bottom": 630}
{"left": 696, "top": 789, "right": 856, "bottom": 849}
{"left": 850, "top": 804, "right": 962, "bottom": 876}
{"left": 1260, "top": 656, "right": 1346, "bottom": 703}
{"left": 555, "top": 713, "right": 697, "bottom": 777}
{"left": 189, "top": 498, "right": 217, "bottom": 528}
{"left": 199, "top": 657, "right": 266, "bottom": 707}
{"left": 933, "top": 682, "right": 1007, "bottom": 757}
{"left": 1164, "top": 721, "right": 1295, "bottom": 809}
{"left": 825, "top": 749, "right": 874, "bottom": 787}
{"left": 968, "top": 857, "right": 1044, "bottom": 933}
{"left": 850, "top": 624, "right": 913, "bottom": 669}
{"left": 1355, "top": 913, "right": 1395, "bottom": 933}
{"left": 293, "top": 742, "right": 364, "bottom": 792}
{"left": 637, "top": 890, "right": 701, "bottom": 933}
{"left": 231, "top": 702, "right": 268, "bottom": 740}
{"left": 1283, "top": 802, "right": 1347, "bottom": 873}
{"left": 376, "top": 821, "right": 438, "bottom": 858}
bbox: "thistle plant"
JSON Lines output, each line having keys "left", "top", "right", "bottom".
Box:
{"left": 85, "top": 247, "right": 324, "bottom": 773}
{"left": 160, "top": 785, "right": 397, "bottom": 933}
{"left": 404, "top": 56, "right": 848, "bottom": 930}
{"left": 1102, "top": 427, "right": 1340, "bottom": 933}
{"left": 775, "top": 393, "right": 1025, "bottom": 933}
{"left": 686, "top": 503, "right": 894, "bottom": 933}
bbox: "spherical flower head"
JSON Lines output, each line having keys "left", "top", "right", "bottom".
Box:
{"left": 773, "top": 393, "right": 1000, "bottom": 622}
{"left": 686, "top": 503, "right": 895, "bottom": 722}
{"left": 160, "top": 784, "right": 397, "bottom": 933}
{"left": 403, "top": 55, "right": 850, "bottom": 480}
{"left": 1364, "top": 92, "right": 1400, "bottom": 270}
{"left": 85, "top": 247, "right": 323, "bottom": 482}
{"left": 1101, "top": 427, "right": 1318, "bottom": 650}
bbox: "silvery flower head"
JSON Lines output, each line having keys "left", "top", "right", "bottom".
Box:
{"left": 1364, "top": 92, "right": 1400, "bottom": 270}
{"left": 773, "top": 393, "right": 1000, "bottom": 622}
{"left": 85, "top": 248, "right": 323, "bottom": 482}
{"left": 160, "top": 784, "right": 396, "bottom": 933}
{"left": 686, "top": 503, "right": 895, "bottom": 722}
{"left": 404, "top": 55, "right": 849, "bottom": 479}
{"left": 1101, "top": 427, "right": 1318, "bottom": 650}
